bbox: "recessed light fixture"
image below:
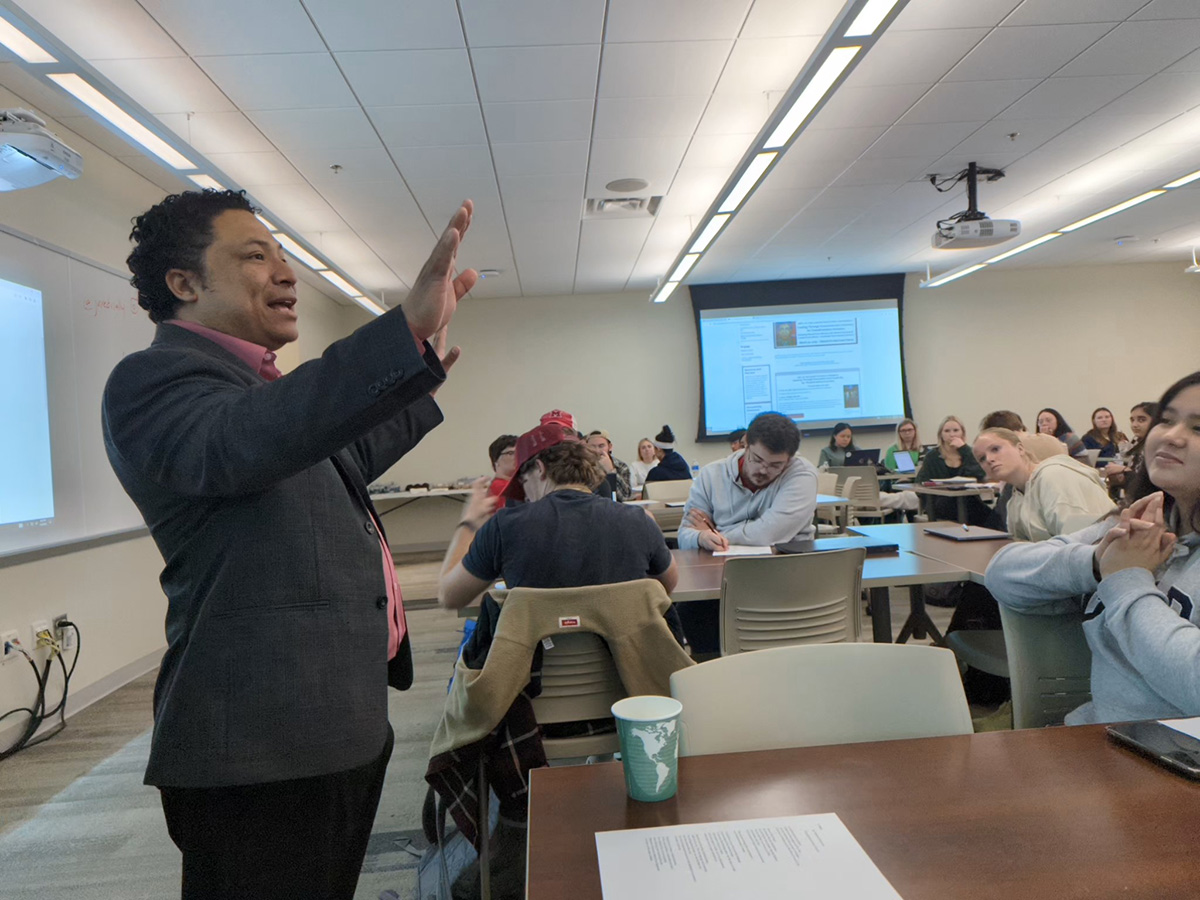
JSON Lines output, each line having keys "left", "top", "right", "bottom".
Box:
{"left": 651, "top": 281, "right": 680, "bottom": 304}
{"left": 605, "top": 177, "right": 649, "bottom": 192}
{"left": 764, "top": 47, "right": 861, "bottom": 149}
{"left": 478, "top": 268, "right": 503, "bottom": 279}
{"left": 689, "top": 214, "right": 730, "bottom": 254}
{"left": 0, "top": 15, "right": 56, "bottom": 63}
{"left": 1060, "top": 191, "right": 1165, "bottom": 233}
{"left": 844, "top": 0, "right": 904, "bottom": 37}
{"left": 668, "top": 254, "right": 701, "bottom": 283}
{"left": 717, "top": 152, "right": 777, "bottom": 214}
{"left": 983, "top": 232, "right": 1061, "bottom": 265}
{"left": 923, "top": 264, "right": 987, "bottom": 288}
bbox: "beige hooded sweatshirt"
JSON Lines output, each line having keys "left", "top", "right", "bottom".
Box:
{"left": 1006, "top": 454, "right": 1116, "bottom": 542}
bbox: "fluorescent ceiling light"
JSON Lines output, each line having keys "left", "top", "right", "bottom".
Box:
{"left": 844, "top": 0, "right": 901, "bottom": 37}
{"left": 352, "top": 296, "right": 386, "bottom": 316}
{"left": 1060, "top": 190, "right": 1165, "bottom": 233}
{"left": 924, "top": 264, "right": 987, "bottom": 288}
{"left": 47, "top": 73, "right": 194, "bottom": 170}
{"left": 319, "top": 270, "right": 360, "bottom": 297}
{"left": 764, "top": 47, "right": 860, "bottom": 149}
{"left": 257, "top": 215, "right": 278, "bottom": 232}
{"left": 984, "top": 232, "right": 1062, "bottom": 264}
{"left": 1165, "top": 169, "right": 1200, "bottom": 189}
{"left": 651, "top": 281, "right": 680, "bottom": 304}
{"left": 188, "top": 174, "right": 224, "bottom": 191}
{"left": 717, "top": 152, "right": 777, "bottom": 214}
{"left": 274, "top": 233, "right": 324, "bottom": 269}
{"left": 0, "top": 17, "right": 56, "bottom": 62}
{"left": 668, "top": 254, "right": 701, "bottom": 283}
{"left": 689, "top": 214, "right": 731, "bottom": 254}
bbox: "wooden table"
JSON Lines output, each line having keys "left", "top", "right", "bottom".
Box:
{"left": 527, "top": 725, "right": 1200, "bottom": 900}
{"left": 638, "top": 493, "right": 852, "bottom": 534}
{"left": 671, "top": 547, "right": 968, "bottom": 645}
{"left": 850, "top": 521, "right": 1012, "bottom": 584}
{"left": 368, "top": 487, "right": 471, "bottom": 516}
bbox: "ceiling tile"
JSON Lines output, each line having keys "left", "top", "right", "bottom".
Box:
{"left": 1004, "top": 0, "right": 1153, "bottom": 26}
{"left": 588, "top": 135, "right": 691, "bottom": 174}
{"left": 593, "top": 97, "right": 707, "bottom": 139}
{"left": 944, "top": 24, "right": 1115, "bottom": 82}
{"left": 484, "top": 100, "right": 594, "bottom": 143}
{"left": 659, "top": 166, "right": 729, "bottom": 214}
{"left": 139, "top": 0, "right": 324, "bottom": 55}
{"left": 392, "top": 143, "right": 496, "bottom": 180}
{"left": 761, "top": 156, "right": 851, "bottom": 190}
{"left": 739, "top": 0, "right": 843, "bottom": 39}
{"left": 492, "top": 140, "right": 590, "bottom": 177}
{"left": 680, "top": 132, "right": 758, "bottom": 169}
{"left": 459, "top": 0, "right": 603, "bottom": 46}
{"left": 159, "top": 111, "right": 272, "bottom": 154}
{"left": 337, "top": 49, "right": 478, "bottom": 106}
{"left": 848, "top": 28, "right": 989, "bottom": 86}
{"left": 862, "top": 121, "right": 984, "bottom": 160}
{"left": 1001, "top": 74, "right": 1144, "bottom": 119}
{"left": 93, "top": 58, "right": 235, "bottom": 115}
{"left": 196, "top": 54, "right": 357, "bottom": 111}
{"left": 714, "top": 35, "right": 822, "bottom": 96}
{"left": 890, "top": 0, "right": 1023, "bottom": 31}
{"left": 599, "top": 40, "right": 733, "bottom": 98}
{"left": 1095, "top": 71, "right": 1200, "bottom": 116}
{"left": 286, "top": 147, "right": 400, "bottom": 184}
{"left": 1133, "top": 0, "right": 1200, "bottom": 19}
{"left": 15, "top": 0, "right": 185, "bottom": 60}
{"left": 503, "top": 195, "right": 583, "bottom": 226}
{"left": 949, "top": 117, "right": 1077, "bottom": 157}
{"left": 575, "top": 217, "right": 651, "bottom": 290}
{"left": 897, "top": 79, "right": 1041, "bottom": 125}
{"left": 206, "top": 150, "right": 306, "bottom": 187}
{"left": 1057, "top": 19, "right": 1200, "bottom": 76}
{"left": 811, "top": 83, "right": 930, "bottom": 129}
{"left": 694, "top": 93, "right": 777, "bottom": 134}
{"left": 787, "top": 125, "right": 888, "bottom": 162}
{"left": 305, "top": 0, "right": 464, "bottom": 51}
{"left": 499, "top": 174, "right": 585, "bottom": 205}
{"left": 472, "top": 45, "right": 601, "bottom": 102}
{"left": 606, "top": 0, "right": 752, "bottom": 42}
{"left": 370, "top": 104, "right": 487, "bottom": 147}
{"left": 834, "top": 156, "right": 933, "bottom": 186}
{"left": 249, "top": 107, "right": 380, "bottom": 151}
{"left": 585, "top": 170, "right": 677, "bottom": 197}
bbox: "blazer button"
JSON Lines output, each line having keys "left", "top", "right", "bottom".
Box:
{"left": 365, "top": 521, "right": 376, "bottom": 535}
{"left": 376, "top": 596, "right": 388, "bottom": 610}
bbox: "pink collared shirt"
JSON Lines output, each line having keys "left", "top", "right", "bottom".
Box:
{"left": 165, "top": 319, "right": 407, "bottom": 657}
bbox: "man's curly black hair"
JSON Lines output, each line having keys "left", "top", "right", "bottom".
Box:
{"left": 127, "top": 189, "right": 258, "bottom": 323}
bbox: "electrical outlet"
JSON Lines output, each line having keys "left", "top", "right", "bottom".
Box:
{"left": 2, "top": 629, "right": 21, "bottom": 662}
{"left": 54, "top": 614, "right": 75, "bottom": 651}
{"left": 30, "top": 619, "right": 52, "bottom": 649}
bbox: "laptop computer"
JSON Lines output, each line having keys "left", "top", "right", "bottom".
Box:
{"left": 923, "top": 525, "right": 1010, "bottom": 542}
{"left": 844, "top": 448, "right": 880, "bottom": 467}
{"left": 774, "top": 534, "right": 899, "bottom": 556}
{"left": 892, "top": 450, "right": 916, "bottom": 473}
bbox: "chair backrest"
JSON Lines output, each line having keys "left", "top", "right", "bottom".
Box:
{"left": 1083, "top": 448, "right": 1102, "bottom": 467}
{"left": 531, "top": 632, "right": 626, "bottom": 759}
{"left": 641, "top": 479, "right": 692, "bottom": 502}
{"left": 719, "top": 548, "right": 865, "bottom": 655}
{"left": 817, "top": 471, "right": 838, "bottom": 495}
{"left": 670, "top": 643, "right": 973, "bottom": 756}
{"left": 831, "top": 465, "right": 883, "bottom": 510}
{"left": 998, "top": 604, "right": 1093, "bottom": 729}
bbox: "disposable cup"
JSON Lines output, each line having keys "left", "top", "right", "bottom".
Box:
{"left": 611, "top": 695, "right": 683, "bottom": 802}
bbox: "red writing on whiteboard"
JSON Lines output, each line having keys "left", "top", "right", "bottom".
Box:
{"left": 83, "top": 297, "right": 143, "bottom": 317}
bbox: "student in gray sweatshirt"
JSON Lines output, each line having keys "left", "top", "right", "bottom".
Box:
{"left": 985, "top": 372, "right": 1200, "bottom": 725}
{"left": 678, "top": 413, "right": 817, "bottom": 551}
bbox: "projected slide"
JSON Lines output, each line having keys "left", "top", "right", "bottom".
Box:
{"left": 0, "top": 276, "right": 54, "bottom": 527}
{"left": 698, "top": 299, "right": 905, "bottom": 434}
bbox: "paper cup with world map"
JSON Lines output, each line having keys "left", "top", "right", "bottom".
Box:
{"left": 611, "top": 696, "right": 683, "bottom": 802}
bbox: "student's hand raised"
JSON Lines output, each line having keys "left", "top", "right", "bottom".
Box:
{"left": 406, "top": 201, "right": 478, "bottom": 347}
{"left": 460, "top": 476, "right": 498, "bottom": 531}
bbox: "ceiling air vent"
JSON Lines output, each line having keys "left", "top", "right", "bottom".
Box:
{"left": 584, "top": 196, "right": 663, "bottom": 218}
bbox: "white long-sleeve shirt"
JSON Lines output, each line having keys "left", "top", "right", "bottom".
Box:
{"left": 677, "top": 450, "right": 818, "bottom": 550}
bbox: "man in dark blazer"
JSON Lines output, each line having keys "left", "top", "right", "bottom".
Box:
{"left": 102, "top": 189, "right": 476, "bottom": 899}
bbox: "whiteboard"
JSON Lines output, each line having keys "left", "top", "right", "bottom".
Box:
{"left": 0, "top": 227, "right": 154, "bottom": 558}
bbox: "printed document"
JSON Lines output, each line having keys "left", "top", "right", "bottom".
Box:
{"left": 595, "top": 813, "right": 902, "bottom": 899}
{"left": 712, "top": 545, "right": 775, "bottom": 557}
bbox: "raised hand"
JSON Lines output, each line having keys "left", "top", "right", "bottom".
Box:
{"left": 460, "top": 476, "right": 498, "bottom": 531}
{"left": 405, "top": 201, "right": 478, "bottom": 346}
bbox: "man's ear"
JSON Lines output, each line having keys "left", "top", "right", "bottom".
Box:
{"left": 165, "top": 268, "right": 202, "bottom": 304}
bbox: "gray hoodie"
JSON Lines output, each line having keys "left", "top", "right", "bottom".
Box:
{"left": 985, "top": 511, "right": 1200, "bottom": 724}
{"left": 1005, "top": 454, "right": 1115, "bottom": 542}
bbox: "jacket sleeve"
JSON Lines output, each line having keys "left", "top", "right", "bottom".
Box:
{"left": 676, "top": 474, "right": 712, "bottom": 551}
{"left": 345, "top": 392, "right": 444, "bottom": 485}
{"left": 1090, "top": 564, "right": 1200, "bottom": 714}
{"left": 1039, "top": 469, "right": 1116, "bottom": 538}
{"left": 984, "top": 520, "right": 1111, "bottom": 613}
{"left": 720, "top": 465, "right": 818, "bottom": 547}
{"left": 103, "top": 305, "right": 444, "bottom": 498}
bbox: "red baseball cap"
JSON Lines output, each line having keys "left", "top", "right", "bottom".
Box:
{"left": 539, "top": 409, "right": 576, "bottom": 430}
{"left": 503, "top": 423, "right": 580, "bottom": 501}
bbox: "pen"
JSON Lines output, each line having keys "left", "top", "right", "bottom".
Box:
{"left": 962, "top": 523, "right": 969, "bottom": 532}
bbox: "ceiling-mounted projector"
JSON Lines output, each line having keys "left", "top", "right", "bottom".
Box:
{"left": 0, "top": 109, "right": 83, "bottom": 192}
{"left": 929, "top": 161, "right": 1019, "bottom": 249}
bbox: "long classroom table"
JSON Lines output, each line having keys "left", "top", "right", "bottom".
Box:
{"left": 527, "top": 724, "right": 1200, "bottom": 900}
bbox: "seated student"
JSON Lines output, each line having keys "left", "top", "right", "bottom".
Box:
{"left": 434, "top": 424, "right": 685, "bottom": 896}
{"left": 643, "top": 424, "right": 691, "bottom": 483}
{"left": 986, "top": 372, "right": 1200, "bottom": 725}
{"left": 980, "top": 409, "right": 1025, "bottom": 432}
{"left": 916, "top": 415, "right": 991, "bottom": 525}
{"left": 728, "top": 429, "right": 747, "bottom": 453}
{"left": 884, "top": 418, "right": 921, "bottom": 470}
{"left": 818, "top": 422, "right": 857, "bottom": 468}
{"left": 1037, "top": 407, "right": 1087, "bottom": 459}
{"left": 677, "top": 413, "right": 817, "bottom": 551}
{"left": 1082, "top": 407, "right": 1128, "bottom": 459}
{"left": 629, "top": 437, "right": 658, "bottom": 492}
{"left": 1104, "top": 401, "right": 1160, "bottom": 492}
{"left": 973, "top": 428, "right": 1115, "bottom": 541}
{"left": 586, "top": 429, "right": 632, "bottom": 500}
{"left": 486, "top": 434, "right": 518, "bottom": 509}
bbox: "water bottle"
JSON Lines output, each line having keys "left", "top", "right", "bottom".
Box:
{"left": 691, "top": 464, "right": 700, "bottom": 479}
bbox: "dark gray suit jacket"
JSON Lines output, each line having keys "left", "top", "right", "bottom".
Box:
{"left": 102, "top": 309, "right": 444, "bottom": 787}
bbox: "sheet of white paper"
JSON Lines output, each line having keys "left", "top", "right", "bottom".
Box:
{"left": 712, "top": 545, "right": 775, "bottom": 557}
{"left": 622, "top": 499, "right": 656, "bottom": 506}
{"left": 595, "top": 813, "right": 902, "bottom": 900}
{"left": 1160, "top": 717, "right": 1200, "bottom": 740}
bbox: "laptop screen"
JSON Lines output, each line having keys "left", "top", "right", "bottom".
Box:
{"left": 893, "top": 450, "right": 916, "bottom": 473}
